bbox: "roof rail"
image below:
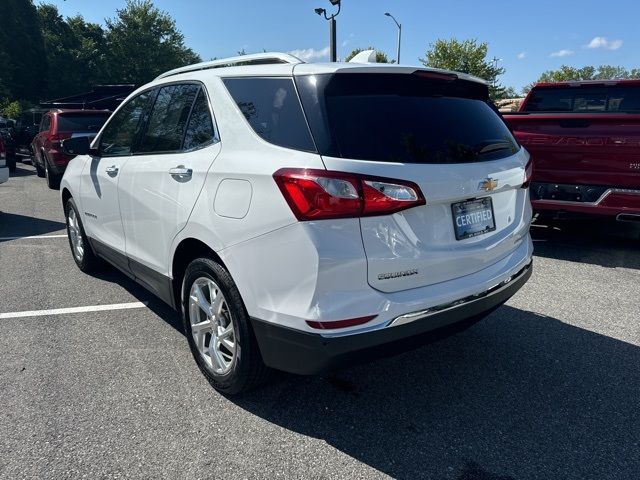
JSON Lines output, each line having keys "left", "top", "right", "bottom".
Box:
{"left": 156, "top": 52, "right": 304, "bottom": 80}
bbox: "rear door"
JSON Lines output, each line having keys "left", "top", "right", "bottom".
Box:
{"left": 117, "top": 83, "right": 220, "bottom": 290}
{"left": 296, "top": 72, "right": 531, "bottom": 292}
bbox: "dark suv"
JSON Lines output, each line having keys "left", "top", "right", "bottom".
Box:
{"left": 32, "top": 109, "right": 111, "bottom": 188}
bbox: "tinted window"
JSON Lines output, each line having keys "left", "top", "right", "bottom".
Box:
{"left": 523, "top": 85, "right": 640, "bottom": 112}
{"left": 57, "top": 114, "right": 110, "bottom": 132}
{"left": 138, "top": 84, "right": 199, "bottom": 153}
{"left": 223, "top": 78, "right": 315, "bottom": 152}
{"left": 296, "top": 73, "right": 517, "bottom": 163}
{"left": 99, "top": 91, "right": 152, "bottom": 156}
{"left": 40, "top": 115, "right": 51, "bottom": 132}
{"left": 183, "top": 89, "right": 215, "bottom": 150}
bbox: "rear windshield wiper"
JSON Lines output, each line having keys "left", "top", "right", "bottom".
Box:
{"left": 475, "top": 140, "right": 515, "bottom": 155}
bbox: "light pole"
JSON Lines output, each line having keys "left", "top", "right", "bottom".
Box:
{"left": 314, "top": 0, "right": 341, "bottom": 62}
{"left": 384, "top": 12, "right": 401, "bottom": 64}
{"left": 492, "top": 56, "right": 502, "bottom": 88}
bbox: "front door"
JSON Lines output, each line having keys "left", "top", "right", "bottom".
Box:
{"left": 80, "top": 88, "right": 155, "bottom": 271}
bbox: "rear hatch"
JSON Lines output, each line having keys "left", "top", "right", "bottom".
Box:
{"left": 295, "top": 70, "right": 530, "bottom": 292}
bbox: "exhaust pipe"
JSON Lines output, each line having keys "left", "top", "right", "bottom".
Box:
{"left": 616, "top": 213, "right": 640, "bottom": 223}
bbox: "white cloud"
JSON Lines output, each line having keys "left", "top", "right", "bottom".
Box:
{"left": 550, "top": 49, "right": 574, "bottom": 57}
{"left": 288, "top": 47, "right": 330, "bottom": 61}
{"left": 341, "top": 33, "right": 355, "bottom": 48}
{"left": 585, "top": 36, "right": 623, "bottom": 50}
{"left": 517, "top": 52, "right": 526, "bottom": 60}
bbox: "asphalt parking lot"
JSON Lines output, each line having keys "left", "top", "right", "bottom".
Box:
{"left": 1, "top": 163, "right": 639, "bottom": 480}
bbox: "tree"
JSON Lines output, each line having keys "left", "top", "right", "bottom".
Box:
{"left": 420, "top": 38, "right": 509, "bottom": 100}
{"left": 344, "top": 47, "right": 390, "bottom": 63}
{"left": 1, "top": 100, "right": 22, "bottom": 119}
{"left": 0, "top": 0, "right": 47, "bottom": 102}
{"left": 105, "top": 0, "right": 201, "bottom": 85}
{"left": 523, "top": 65, "right": 640, "bottom": 93}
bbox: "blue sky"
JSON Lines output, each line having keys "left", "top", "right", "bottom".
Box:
{"left": 50, "top": 0, "right": 639, "bottom": 92}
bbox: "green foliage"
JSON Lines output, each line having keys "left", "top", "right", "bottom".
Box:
{"left": 0, "top": 0, "right": 47, "bottom": 102}
{"left": 419, "top": 38, "right": 509, "bottom": 100}
{"left": 524, "top": 65, "right": 640, "bottom": 93}
{"left": 1, "top": 100, "right": 22, "bottom": 119}
{"left": 344, "top": 48, "right": 390, "bottom": 63}
{"left": 104, "top": 0, "right": 201, "bottom": 85}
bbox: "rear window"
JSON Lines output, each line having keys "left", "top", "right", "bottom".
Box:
{"left": 296, "top": 73, "right": 519, "bottom": 163}
{"left": 223, "top": 77, "right": 316, "bottom": 152}
{"left": 523, "top": 85, "right": 640, "bottom": 113}
{"left": 58, "top": 113, "right": 110, "bottom": 132}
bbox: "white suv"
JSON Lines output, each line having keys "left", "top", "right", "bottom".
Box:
{"left": 60, "top": 53, "right": 533, "bottom": 394}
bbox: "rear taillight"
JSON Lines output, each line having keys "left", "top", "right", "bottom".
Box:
{"left": 0, "top": 141, "right": 5, "bottom": 159}
{"left": 49, "top": 133, "right": 72, "bottom": 147}
{"left": 521, "top": 159, "right": 533, "bottom": 188}
{"left": 273, "top": 168, "right": 426, "bottom": 220}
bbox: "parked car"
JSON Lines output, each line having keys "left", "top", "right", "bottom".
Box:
{"left": 0, "top": 128, "right": 16, "bottom": 172}
{"left": 0, "top": 139, "right": 9, "bottom": 184}
{"left": 60, "top": 53, "right": 533, "bottom": 394}
{"left": 32, "top": 109, "right": 111, "bottom": 188}
{"left": 503, "top": 79, "right": 640, "bottom": 223}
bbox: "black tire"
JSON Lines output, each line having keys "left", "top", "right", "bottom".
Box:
{"left": 7, "top": 155, "right": 16, "bottom": 172}
{"left": 65, "top": 198, "right": 100, "bottom": 273}
{"left": 34, "top": 152, "right": 45, "bottom": 177}
{"left": 44, "top": 154, "right": 60, "bottom": 189}
{"left": 182, "top": 257, "right": 270, "bottom": 395}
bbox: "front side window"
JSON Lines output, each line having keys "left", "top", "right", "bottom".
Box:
{"left": 99, "top": 91, "right": 153, "bottom": 157}
{"left": 223, "top": 77, "right": 316, "bottom": 152}
{"left": 138, "top": 84, "right": 199, "bottom": 153}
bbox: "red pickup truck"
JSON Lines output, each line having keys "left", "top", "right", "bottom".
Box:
{"left": 503, "top": 80, "right": 640, "bottom": 223}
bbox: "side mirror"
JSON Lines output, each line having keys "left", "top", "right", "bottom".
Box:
{"left": 62, "top": 136, "right": 92, "bottom": 156}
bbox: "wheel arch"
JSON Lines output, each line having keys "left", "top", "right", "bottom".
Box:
{"left": 61, "top": 187, "right": 72, "bottom": 210}
{"left": 171, "top": 238, "right": 228, "bottom": 313}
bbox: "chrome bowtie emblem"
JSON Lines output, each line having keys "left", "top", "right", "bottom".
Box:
{"left": 479, "top": 178, "right": 498, "bottom": 191}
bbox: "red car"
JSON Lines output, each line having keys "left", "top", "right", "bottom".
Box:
{"left": 32, "top": 109, "right": 111, "bottom": 188}
{"left": 503, "top": 80, "right": 640, "bottom": 223}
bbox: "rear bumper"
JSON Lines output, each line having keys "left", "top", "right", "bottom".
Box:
{"left": 251, "top": 261, "right": 532, "bottom": 375}
{"left": 531, "top": 182, "right": 640, "bottom": 219}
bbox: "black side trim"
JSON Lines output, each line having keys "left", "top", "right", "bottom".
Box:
{"left": 129, "top": 258, "right": 176, "bottom": 309}
{"left": 251, "top": 262, "right": 533, "bottom": 375}
{"left": 90, "top": 237, "right": 131, "bottom": 274}
{"left": 88, "top": 237, "right": 176, "bottom": 309}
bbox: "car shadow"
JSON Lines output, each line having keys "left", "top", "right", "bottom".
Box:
{"left": 229, "top": 306, "right": 640, "bottom": 479}
{"left": 0, "top": 212, "right": 66, "bottom": 241}
{"left": 9, "top": 165, "right": 36, "bottom": 177}
{"left": 531, "top": 217, "right": 640, "bottom": 270}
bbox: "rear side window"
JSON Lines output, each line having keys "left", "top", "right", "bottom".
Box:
{"left": 138, "top": 84, "right": 199, "bottom": 153}
{"left": 223, "top": 77, "right": 316, "bottom": 152}
{"left": 99, "top": 91, "right": 152, "bottom": 156}
{"left": 523, "top": 85, "right": 640, "bottom": 112}
{"left": 57, "top": 114, "right": 110, "bottom": 132}
{"left": 295, "top": 73, "right": 518, "bottom": 164}
{"left": 40, "top": 115, "right": 51, "bottom": 132}
{"left": 183, "top": 89, "right": 215, "bottom": 150}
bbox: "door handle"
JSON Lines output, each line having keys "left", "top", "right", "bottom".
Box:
{"left": 169, "top": 166, "right": 192, "bottom": 179}
{"left": 105, "top": 165, "right": 119, "bottom": 176}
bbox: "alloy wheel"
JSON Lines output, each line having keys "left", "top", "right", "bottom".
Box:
{"left": 188, "top": 277, "right": 236, "bottom": 375}
{"left": 67, "top": 208, "right": 84, "bottom": 261}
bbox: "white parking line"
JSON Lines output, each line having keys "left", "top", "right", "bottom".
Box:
{"left": 0, "top": 301, "right": 148, "bottom": 319}
{"left": 0, "top": 234, "right": 68, "bottom": 241}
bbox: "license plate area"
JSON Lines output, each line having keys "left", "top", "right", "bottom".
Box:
{"left": 451, "top": 197, "right": 496, "bottom": 240}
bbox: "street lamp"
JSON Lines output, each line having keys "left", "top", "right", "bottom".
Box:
{"left": 384, "top": 12, "right": 401, "bottom": 64}
{"left": 314, "top": 0, "right": 341, "bottom": 62}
